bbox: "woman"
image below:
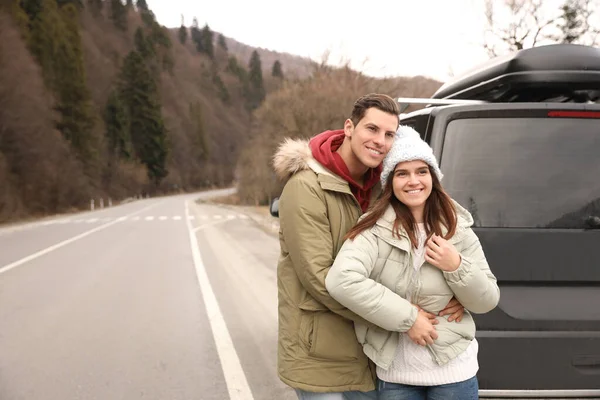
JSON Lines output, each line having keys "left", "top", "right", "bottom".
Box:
{"left": 325, "top": 126, "right": 500, "bottom": 400}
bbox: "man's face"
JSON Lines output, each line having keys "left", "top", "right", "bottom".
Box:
{"left": 344, "top": 108, "right": 398, "bottom": 169}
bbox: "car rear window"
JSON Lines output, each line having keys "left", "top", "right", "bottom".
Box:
{"left": 440, "top": 117, "right": 600, "bottom": 228}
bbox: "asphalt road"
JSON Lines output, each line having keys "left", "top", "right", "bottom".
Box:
{"left": 0, "top": 189, "right": 295, "bottom": 400}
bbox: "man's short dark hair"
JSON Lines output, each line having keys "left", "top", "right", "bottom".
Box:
{"left": 350, "top": 93, "right": 400, "bottom": 127}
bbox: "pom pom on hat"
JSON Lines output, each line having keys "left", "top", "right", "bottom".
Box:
{"left": 397, "top": 125, "right": 421, "bottom": 140}
{"left": 380, "top": 125, "right": 443, "bottom": 186}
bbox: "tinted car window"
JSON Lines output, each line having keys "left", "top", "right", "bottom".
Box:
{"left": 440, "top": 117, "right": 600, "bottom": 228}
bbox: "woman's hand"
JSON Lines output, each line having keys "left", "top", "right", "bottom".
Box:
{"left": 407, "top": 308, "right": 439, "bottom": 346}
{"left": 425, "top": 234, "right": 461, "bottom": 272}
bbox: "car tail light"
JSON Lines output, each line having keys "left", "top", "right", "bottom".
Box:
{"left": 548, "top": 111, "right": 600, "bottom": 118}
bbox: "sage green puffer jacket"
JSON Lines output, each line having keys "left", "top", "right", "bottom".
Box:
{"left": 326, "top": 201, "right": 500, "bottom": 369}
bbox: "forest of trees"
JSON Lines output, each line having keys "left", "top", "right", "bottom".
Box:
{"left": 0, "top": 0, "right": 288, "bottom": 222}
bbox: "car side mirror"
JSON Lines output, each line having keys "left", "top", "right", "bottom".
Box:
{"left": 270, "top": 197, "right": 279, "bottom": 218}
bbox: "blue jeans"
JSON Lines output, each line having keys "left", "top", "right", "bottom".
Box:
{"left": 295, "top": 389, "right": 377, "bottom": 400}
{"left": 377, "top": 376, "right": 479, "bottom": 400}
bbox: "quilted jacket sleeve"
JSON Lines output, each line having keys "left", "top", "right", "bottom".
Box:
{"left": 325, "top": 230, "right": 418, "bottom": 332}
{"left": 443, "top": 228, "right": 500, "bottom": 313}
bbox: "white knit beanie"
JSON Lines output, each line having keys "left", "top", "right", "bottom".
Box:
{"left": 380, "top": 125, "right": 443, "bottom": 186}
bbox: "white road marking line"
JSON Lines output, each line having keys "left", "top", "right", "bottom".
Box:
{"left": 0, "top": 202, "right": 162, "bottom": 276}
{"left": 192, "top": 219, "right": 229, "bottom": 233}
{"left": 188, "top": 216, "right": 195, "bottom": 220}
{"left": 226, "top": 215, "right": 235, "bottom": 220}
{"left": 145, "top": 216, "right": 154, "bottom": 221}
{"left": 173, "top": 216, "right": 182, "bottom": 221}
{"left": 87, "top": 218, "right": 99, "bottom": 223}
{"left": 185, "top": 201, "right": 254, "bottom": 400}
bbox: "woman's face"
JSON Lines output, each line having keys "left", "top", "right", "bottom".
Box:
{"left": 392, "top": 160, "right": 433, "bottom": 221}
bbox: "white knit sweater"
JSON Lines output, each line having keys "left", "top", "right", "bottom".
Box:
{"left": 377, "top": 223, "right": 479, "bottom": 385}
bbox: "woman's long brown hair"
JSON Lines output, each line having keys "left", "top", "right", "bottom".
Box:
{"left": 345, "top": 166, "right": 458, "bottom": 248}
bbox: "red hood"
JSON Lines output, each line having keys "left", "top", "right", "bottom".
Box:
{"left": 309, "top": 129, "right": 381, "bottom": 212}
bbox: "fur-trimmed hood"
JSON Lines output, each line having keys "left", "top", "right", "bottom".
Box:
{"left": 272, "top": 138, "right": 315, "bottom": 181}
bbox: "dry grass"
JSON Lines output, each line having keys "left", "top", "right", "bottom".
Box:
{"left": 209, "top": 192, "right": 242, "bottom": 205}
{"left": 234, "top": 64, "right": 443, "bottom": 206}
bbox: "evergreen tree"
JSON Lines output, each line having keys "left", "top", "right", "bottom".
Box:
{"left": 56, "top": 2, "right": 98, "bottom": 164}
{"left": 8, "top": 0, "right": 31, "bottom": 34}
{"left": 135, "top": 0, "right": 147, "bottom": 12}
{"left": 226, "top": 55, "right": 247, "bottom": 80}
{"left": 200, "top": 23, "right": 214, "bottom": 58}
{"left": 189, "top": 102, "right": 209, "bottom": 160}
{"left": 20, "top": 0, "right": 42, "bottom": 22}
{"left": 557, "top": 0, "right": 587, "bottom": 43}
{"left": 104, "top": 90, "right": 131, "bottom": 159}
{"left": 217, "top": 33, "right": 227, "bottom": 51}
{"left": 109, "top": 0, "right": 127, "bottom": 30}
{"left": 149, "top": 21, "right": 171, "bottom": 49}
{"left": 212, "top": 72, "right": 230, "bottom": 103}
{"left": 134, "top": 27, "right": 153, "bottom": 59}
{"left": 143, "top": 20, "right": 173, "bottom": 72}
{"left": 25, "top": 0, "right": 98, "bottom": 168}
{"left": 190, "top": 17, "right": 203, "bottom": 53}
{"left": 178, "top": 15, "right": 187, "bottom": 45}
{"left": 119, "top": 51, "right": 168, "bottom": 184}
{"left": 271, "top": 60, "right": 283, "bottom": 79}
{"left": 140, "top": 8, "right": 155, "bottom": 26}
{"left": 247, "top": 50, "right": 265, "bottom": 109}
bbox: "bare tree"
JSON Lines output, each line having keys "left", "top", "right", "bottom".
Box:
{"left": 553, "top": 0, "right": 600, "bottom": 44}
{"left": 483, "top": 0, "right": 600, "bottom": 57}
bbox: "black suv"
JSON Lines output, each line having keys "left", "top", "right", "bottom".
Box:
{"left": 270, "top": 43, "right": 600, "bottom": 399}
{"left": 399, "top": 44, "right": 600, "bottom": 399}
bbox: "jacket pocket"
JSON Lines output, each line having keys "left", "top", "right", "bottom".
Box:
{"left": 299, "top": 296, "right": 328, "bottom": 312}
{"left": 303, "top": 311, "right": 362, "bottom": 361}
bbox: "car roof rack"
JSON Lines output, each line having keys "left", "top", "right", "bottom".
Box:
{"left": 396, "top": 97, "right": 487, "bottom": 113}
{"left": 432, "top": 44, "right": 600, "bottom": 103}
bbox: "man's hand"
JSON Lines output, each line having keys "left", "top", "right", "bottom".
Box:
{"left": 438, "top": 297, "right": 464, "bottom": 322}
{"left": 413, "top": 305, "right": 439, "bottom": 325}
{"left": 407, "top": 308, "right": 439, "bottom": 346}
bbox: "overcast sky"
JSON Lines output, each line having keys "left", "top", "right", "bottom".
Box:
{"left": 144, "top": 0, "right": 572, "bottom": 82}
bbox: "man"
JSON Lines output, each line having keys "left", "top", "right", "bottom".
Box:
{"left": 272, "top": 93, "right": 463, "bottom": 399}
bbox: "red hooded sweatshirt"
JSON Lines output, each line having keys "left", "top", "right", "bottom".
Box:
{"left": 309, "top": 129, "right": 381, "bottom": 212}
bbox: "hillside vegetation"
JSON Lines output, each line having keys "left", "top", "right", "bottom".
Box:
{"left": 0, "top": 0, "right": 441, "bottom": 223}
{"left": 235, "top": 66, "right": 442, "bottom": 206}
